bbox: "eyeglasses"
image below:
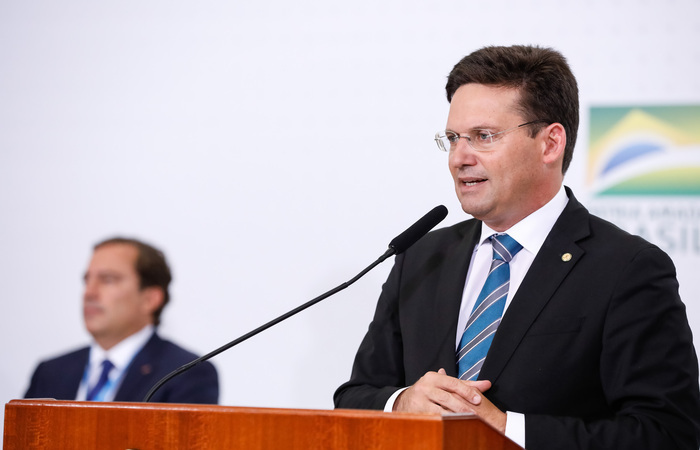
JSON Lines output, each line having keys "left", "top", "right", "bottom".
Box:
{"left": 434, "top": 120, "right": 546, "bottom": 152}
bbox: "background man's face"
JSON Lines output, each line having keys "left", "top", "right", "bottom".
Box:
{"left": 83, "top": 243, "right": 156, "bottom": 349}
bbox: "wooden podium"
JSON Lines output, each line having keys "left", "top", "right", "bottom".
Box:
{"left": 4, "top": 399, "right": 523, "bottom": 449}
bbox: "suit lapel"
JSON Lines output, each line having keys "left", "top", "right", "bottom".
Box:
{"left": 431, "top": 221, "right": 481, "bottom": 377}
{"left": 64, "top": 349, "right": 90, "bottom": 399}
{"left": 114, "top": 333, "right": 160, "bottom": 401}
{"left": 480, "top": 189, "right": 591, "bottom": 382}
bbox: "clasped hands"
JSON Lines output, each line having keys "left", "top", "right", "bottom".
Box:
{"left": 393, "top": 368, "right": 506, "bottom": 433}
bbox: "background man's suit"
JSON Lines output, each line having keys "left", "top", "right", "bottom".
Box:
{"left": 335, "top": 188, "right": 700, "bottom": 449}
{"left": 25, "top": 332, "right": 219, "bottom": 404}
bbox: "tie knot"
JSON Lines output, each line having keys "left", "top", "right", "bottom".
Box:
{"left": 101, "top": 359, "right": 115, "bottom": 373}
{"left": 490, "top": 234, "right": 522, "bottom": 263}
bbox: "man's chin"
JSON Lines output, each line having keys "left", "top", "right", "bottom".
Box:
{"left": 458, "top": 200, "right": 489, "bottom": 220}
{"left": 83, "top": 318, "right": 105, "bottom": 335}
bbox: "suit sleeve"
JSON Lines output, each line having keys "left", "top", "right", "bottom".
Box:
{"left": 525, "top": 246, "right": 700, "bottom": 450}
{"left": 23, "top": 352, "right": 85, "bottom": 401}
{"left": 334, "top": 253, "right": 408, "bottom": 410}
{"left": 24, "top": 363, "right": 46, "bottom": 399}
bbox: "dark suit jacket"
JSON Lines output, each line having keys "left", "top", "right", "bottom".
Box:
{"left": 334, "top": 188, "right": 700, "bottom": 450}
{"left": 25, "top": 332, "right": 219, "bottom": 404}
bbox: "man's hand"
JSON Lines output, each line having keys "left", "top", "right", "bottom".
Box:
{"left": 393, "top": 369, "right": 506, "bottom": 432}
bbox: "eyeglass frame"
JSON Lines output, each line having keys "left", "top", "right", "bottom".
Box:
{"left": 434, "top": 120, "right": 548, "bottom": 152}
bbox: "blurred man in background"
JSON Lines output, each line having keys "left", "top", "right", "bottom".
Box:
{"left": 25, "top": 237, "right": 218, "bottom": 404}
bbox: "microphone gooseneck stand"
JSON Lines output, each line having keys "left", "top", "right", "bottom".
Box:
{"left": 143, "top": 205, "right": 448, "bottom": 402}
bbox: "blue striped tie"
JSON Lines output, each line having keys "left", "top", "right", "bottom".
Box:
{"left": 86, "top": 359, "right": 114, "bottom": 401}
{"left": 457, "top": 234, "right": 522, "bottom": 381}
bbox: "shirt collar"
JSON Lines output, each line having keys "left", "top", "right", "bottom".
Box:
{"left": 89, "top": 324, "right": 155, "bottom": 372}
{"left": 477, "top": 185, "right": 569, "bottom": 256}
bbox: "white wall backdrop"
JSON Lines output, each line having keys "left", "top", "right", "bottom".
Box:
{"left": 2, "top": 0, "right": 699, "bottom": 440}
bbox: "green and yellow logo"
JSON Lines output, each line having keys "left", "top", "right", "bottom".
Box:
{"left": 588, "top": 106, "right": 700, "bottom": 196}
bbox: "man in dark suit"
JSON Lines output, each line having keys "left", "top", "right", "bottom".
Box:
{"left": 334, "top": 45, "right": 700, "bottom": 449}
{"left": 25, "top": 237, "right": 218, "bottom": 404}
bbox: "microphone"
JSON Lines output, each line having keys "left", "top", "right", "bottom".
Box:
{"left": 389, "top": 205, "right": 448, "bottom": 255}
{"left": 143, "top": 205, "right": 448, "bottom": 402}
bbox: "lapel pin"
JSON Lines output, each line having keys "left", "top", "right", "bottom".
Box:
{"left": 561, "top": 253, "right": 572, "bottom": 262}
{"left": 141, "top": 364, "right": 152, "bottom": 375}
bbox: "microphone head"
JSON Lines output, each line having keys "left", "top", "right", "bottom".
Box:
{"left": 388, "top": 205, "right": 448, "bottom": 255}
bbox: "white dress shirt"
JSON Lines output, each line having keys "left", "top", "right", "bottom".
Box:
{"left": 77, "top": 324, "right": 155, "bottom": 401}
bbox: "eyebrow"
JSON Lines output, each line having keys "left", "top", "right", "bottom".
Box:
{"left": 83, "top": 270, "right": 124, "bottom": 282}
{"left": 446, "top": 124, "right": 497, "bottom": 133}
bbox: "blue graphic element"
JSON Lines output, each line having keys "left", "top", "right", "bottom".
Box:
{"left": 601, "top": 143, "right": 663, "bottom": 175}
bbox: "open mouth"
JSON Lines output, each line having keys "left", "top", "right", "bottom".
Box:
{"left": 462, "top": 179, "right": 486, "bottom": 186}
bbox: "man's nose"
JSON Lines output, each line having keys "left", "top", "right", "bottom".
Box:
{"left": 83, "top": 279, "right": 98, "bottom": 300}
{"left": 449, "top": 138, "right": 478, "bottom": 166}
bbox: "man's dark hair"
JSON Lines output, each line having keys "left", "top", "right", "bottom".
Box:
{"left": 94, "top": 237, "right": 172, "bottom": 326}
{"left": 445, "top": 45, "right": 579, "bottom": 174}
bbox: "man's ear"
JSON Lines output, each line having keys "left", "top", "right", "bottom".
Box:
{"left": 141, "top": 286, "right": 165, "bottom": 315}
{"left": 542, "top": 122, "right": 566, "bottom": 166}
